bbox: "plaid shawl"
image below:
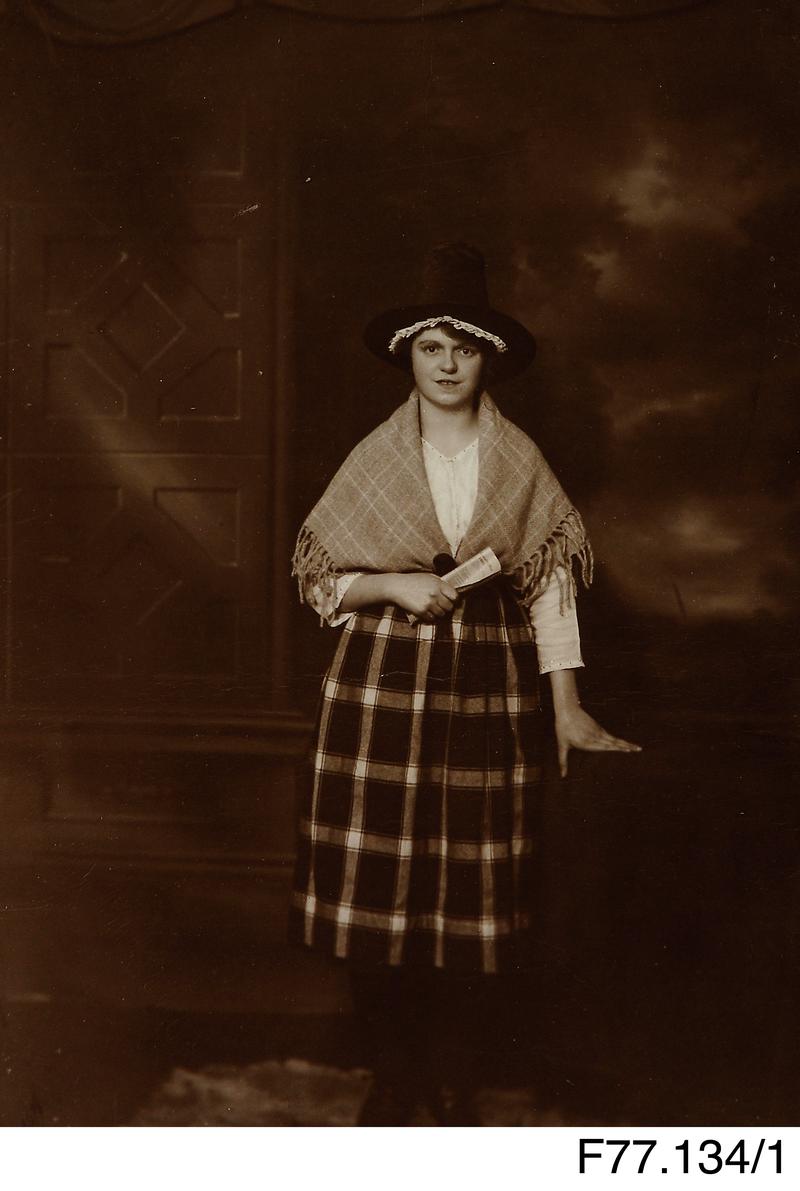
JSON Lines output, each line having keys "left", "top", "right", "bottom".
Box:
{"left": 293, "top": 391, "right": 592, "bottom": 612}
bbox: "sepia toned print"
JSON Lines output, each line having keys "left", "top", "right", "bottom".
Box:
{"left": 0, "top": 0, "right": 797, "bottom": 1129}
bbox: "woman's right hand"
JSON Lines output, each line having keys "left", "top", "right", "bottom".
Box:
{"left": 388, "top": 573, "right": 459, "bottom": 621}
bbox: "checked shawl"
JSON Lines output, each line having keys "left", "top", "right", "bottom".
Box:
{"left": 293, "top": 391, "right": 592, "bottom": 611}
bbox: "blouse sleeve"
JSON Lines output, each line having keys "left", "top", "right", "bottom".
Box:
{"left": 307, "top": 571, "right": 363, "bottom": 627}
{"left": 528, "top": 568, "right": 584, "bottom": 675}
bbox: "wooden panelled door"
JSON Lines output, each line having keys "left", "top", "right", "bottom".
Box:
{"left": 0, "top": 20, "right": 313, "bottom": 1014}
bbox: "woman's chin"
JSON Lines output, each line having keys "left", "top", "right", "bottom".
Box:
{"left": 418, "top": 384, "right": 477, "bottom": 411}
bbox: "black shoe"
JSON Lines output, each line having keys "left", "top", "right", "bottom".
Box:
{"left": 425, "top": 1082, "right": 481, "bottom": 1127}
{"left": 357, "top": 1078, "right": 417, "bottom": 1126}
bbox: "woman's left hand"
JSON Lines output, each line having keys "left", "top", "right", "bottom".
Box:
{"left": 554, "top": 705, "right": 641, "bottom": 778}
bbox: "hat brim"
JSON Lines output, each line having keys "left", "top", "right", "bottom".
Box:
{"left": 364, "top": 303, "right": 537, "bottom": 382}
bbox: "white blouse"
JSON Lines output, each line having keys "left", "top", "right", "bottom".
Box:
{"left": 311, "top": 436, "right": 583, "bottom": 675}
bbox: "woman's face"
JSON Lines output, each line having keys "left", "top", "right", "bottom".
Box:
{"left": 410, "top": 325, "right": 486, "bottom": 412}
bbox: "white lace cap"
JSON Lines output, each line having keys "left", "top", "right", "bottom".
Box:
{"left": 387, "top": 315, "right": 508, "bottom": 355}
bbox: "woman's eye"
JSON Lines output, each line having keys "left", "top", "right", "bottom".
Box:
{"left": 460, "top": 347, "right": 475, "bottom": 356}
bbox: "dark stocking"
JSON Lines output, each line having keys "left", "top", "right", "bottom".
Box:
{"left": 349, "top": 964, "right": 526, "bottom": 1124}
{"left": 349, "top": 967, "right": 421, "bottom": 1090}
{"left": 422, "top": 973, "right": 496, "bottom": 1096}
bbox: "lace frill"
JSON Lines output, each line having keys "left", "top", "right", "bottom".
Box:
{"left": 388, "top": 316, "right": 508, "bottom": 355}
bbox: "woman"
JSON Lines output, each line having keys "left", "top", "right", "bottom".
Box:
{"left": 290, "top": 243, "right": 640, "bottom": 1125}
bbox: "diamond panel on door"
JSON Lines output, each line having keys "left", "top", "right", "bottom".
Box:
{"left": 9, "top": 205, "right": 268, "bottom": 454}
{"left": 10, "top": 455, "right": 269, "bottom": 705}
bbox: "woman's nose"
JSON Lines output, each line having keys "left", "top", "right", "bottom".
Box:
{"left": 440, "top": 352, "right": 458, "bottom": 372}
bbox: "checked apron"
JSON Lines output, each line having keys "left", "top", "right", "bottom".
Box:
{"left": 289, "top": 577, "right": 545, "bottom": 975}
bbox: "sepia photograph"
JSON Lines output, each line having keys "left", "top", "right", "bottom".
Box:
{"left": 0, "top": 0, "right": 797, "bottom": 1137}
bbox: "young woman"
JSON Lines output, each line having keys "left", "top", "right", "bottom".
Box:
{"left": 290, "top": 244, "right": 639, "bottom": 1125}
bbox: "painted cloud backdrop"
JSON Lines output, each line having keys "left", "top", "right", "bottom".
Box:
{"left": 291, "top": 2, "right": 799, "bottom": 632}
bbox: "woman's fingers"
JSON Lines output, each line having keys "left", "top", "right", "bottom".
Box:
{"left": 596, "top": 732, "right": 641, "bottom": 752}
{"left": 611, "top": 736, "right": 641, "bottom": 752}
{"left": 414, "top": 577, "right": 459, "bottom": 621}
{"left": 435, "top": 584, "right": 457, "bottom": 609}
{"left": 582, "top": 733, "right": 641, "bottom": 753}
{"left": 430, "top": 589, "right": 456, "bottom": 615}
{"left": 556, "top": 712, "right": 642, "bottom": 778}
{"left": 402, "top": 573, "right": 460, "bottom": 620}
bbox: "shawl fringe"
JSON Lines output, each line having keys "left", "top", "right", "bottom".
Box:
{"left": 292, "top": 396, "right": 593, "bottom": 624}
{"left": 294, "top": 511, "right": 593, "bottom": 622}
{"left": 292, "top": 524, "right": 339, "bottom": 616}
{"left": 513, "top": 509, "right": 594, "bottom": 614}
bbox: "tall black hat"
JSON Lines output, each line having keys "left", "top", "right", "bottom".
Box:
{"left": 364, "top": 243, "right": 537, "bottom": 382}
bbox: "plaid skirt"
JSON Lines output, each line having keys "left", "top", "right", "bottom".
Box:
{"left": 289, "top": 578, "right": 546, "bottom": 974}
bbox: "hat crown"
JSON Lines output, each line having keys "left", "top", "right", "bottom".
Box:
{"left": 421, "top": 242, "right": 490, "bottom": 308}
{"left": 363, "top": 241, "right": 536, "bottom": 381}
